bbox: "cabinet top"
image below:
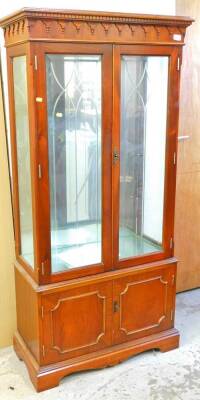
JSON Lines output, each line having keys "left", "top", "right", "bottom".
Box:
{"left": 0, "top": 8, "right": 193, "bottom": 26}
{"left": 0, "top": 8, "right": 193, "bottom": 47}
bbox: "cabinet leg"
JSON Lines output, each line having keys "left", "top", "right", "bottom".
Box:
{"left": 35, "top": 374, "right": 61, "bottom": 392}
{"left": 159, "top": 331, "right": 180, "bottom": 353}
{"left": 13, "top": 334, "right": 23, "bottom": 361}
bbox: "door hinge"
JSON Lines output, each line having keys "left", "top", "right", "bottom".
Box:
{"left": 177, "top": 56, "right": 181, "bottom": 71}
{"left": 38, "top": 164, "right": 42, "bottom": 179}
{"left": 170, "top": 237, "right": 174, "bottom": 249}
{"left": 41, "top": 306, "right": 44, "bottom": 319}
{"left": 34, "top": 55, "right": 38, "bottom": 70}
{"left": 172, "top": 274, "right": 175, "bottom": 286}
{"left": 170, "top": 309, "right": 174, "bottom": 321}
{"left": 173, "top": 152, "right": 176, "bottom": 165}
{"left": 41, "top": 261, "right": 45, "bottom": 275}
{"left": 36, "top": 97, "right": 43, "bottom": 103}
{"left": 42, "top": 345, "right": 45, "bottom": 358}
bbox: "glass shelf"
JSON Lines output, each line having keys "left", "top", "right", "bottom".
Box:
{"left": 51, "top": 222, "right": 101, "bottom": 272}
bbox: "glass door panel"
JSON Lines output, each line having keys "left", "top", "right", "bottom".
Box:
{"left": 119, "top": 56, "right": 168, "bottom": 260}
{"left": 13, "top": 56, "right": 34, "bottom": 267}
{"left": 46, "top": 55, "right": 102, "bottom": 272}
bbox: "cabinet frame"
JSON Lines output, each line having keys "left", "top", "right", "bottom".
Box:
{"left": 0, "top": 8, "right": 192, "bottom": 392}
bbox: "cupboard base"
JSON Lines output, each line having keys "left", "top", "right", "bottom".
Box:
{"left": 13, "top": 328, "right": 180, "bottom": 392}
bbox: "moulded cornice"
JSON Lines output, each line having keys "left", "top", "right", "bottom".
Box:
{"left": 0, "top": 7, "right": 193, "bottom": 28}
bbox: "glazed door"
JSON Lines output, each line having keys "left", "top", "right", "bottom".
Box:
{"left": 112, "top": 45, "right": 180, "bottom": 269}
{"left": 34, "top": 43, "right": 179, "bottom": 283}
{"left": 35, "top": 43, "right": 112, "bottom": 282}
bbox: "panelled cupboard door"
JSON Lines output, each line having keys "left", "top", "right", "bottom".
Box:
{"left": 112, "top": 45, "right": 180, "bottom": 270}
{"left": 41, "top": 281, "right": 113, "bottom": 364}
{"left": 112, "top": 265, "right": 176, "bottom": 345}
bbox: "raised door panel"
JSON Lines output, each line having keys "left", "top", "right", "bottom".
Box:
{"left": 113, "top": 264, "right": 176, "bottom": 344}
{"left": 41, "top": 281, "right": 112, "bottom": 364}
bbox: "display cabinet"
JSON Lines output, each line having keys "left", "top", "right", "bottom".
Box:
{"left": 0, "top": 8, "right": 192, "bottom": 391}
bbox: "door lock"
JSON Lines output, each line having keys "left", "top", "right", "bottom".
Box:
{"left": 113, "top": 301, "right": 120, "bottom": 312}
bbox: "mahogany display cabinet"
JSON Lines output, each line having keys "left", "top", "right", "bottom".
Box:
{"left": 0, "top": 8, "right": 192, "bottom": 392}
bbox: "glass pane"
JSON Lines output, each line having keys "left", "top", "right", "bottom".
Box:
{"left": 46, "top": 54, "right": 102, "bottom": 272}
{"left": 13, "top": 56, "right": 34, "bottom": 267}
{"left": 119, "top": 56, "right": 168, "bottom": 259}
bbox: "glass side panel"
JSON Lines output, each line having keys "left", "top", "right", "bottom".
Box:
{"left": 119, "top": 56, "right": 168, "bottom": 259}
{"left": 46, "top": 55, "right": 102, "bottom": 273}
{"left": 13, "top": 56, "right": 34, "bottom": 267}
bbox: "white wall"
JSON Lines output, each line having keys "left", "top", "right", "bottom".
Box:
{"left": 0, "top": 69, "right": 16, "bottom": 348}
{"left": 0, "top": 1, "right": 175, "bottom": 18}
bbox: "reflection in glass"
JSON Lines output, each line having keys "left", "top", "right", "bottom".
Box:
{"left": 46, "top": 55, "right": 102, "bottom": 272}
{"left": 13, "top": 56, "right": 34, "bottom": 267}
{"left": 119, "top": 56, "right": 168, "bottom": 259}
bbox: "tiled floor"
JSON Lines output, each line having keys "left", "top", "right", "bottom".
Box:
{"left": 0, "top": 289, "right": 200, "bottom": 399}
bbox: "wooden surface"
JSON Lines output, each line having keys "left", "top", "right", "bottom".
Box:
{"left": 13, "top": 257, "right": 179, "bottom": 391}
{"left": 15, "top": 267, "right": 40, "bottom": 362}
{"left": 14, "top": 259, "right": 177, "bottom": 370}
{"left": 41, "top": 282, "right": 113, "bottom": 364}
{"left": 175, "top": 0, "right": 200, "bottom": 292}
{"left": 15, "top": 257, "right": 177, "bottom": 294}
{"left": 113, "top": 265, "right": 175, "bottom": 344}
